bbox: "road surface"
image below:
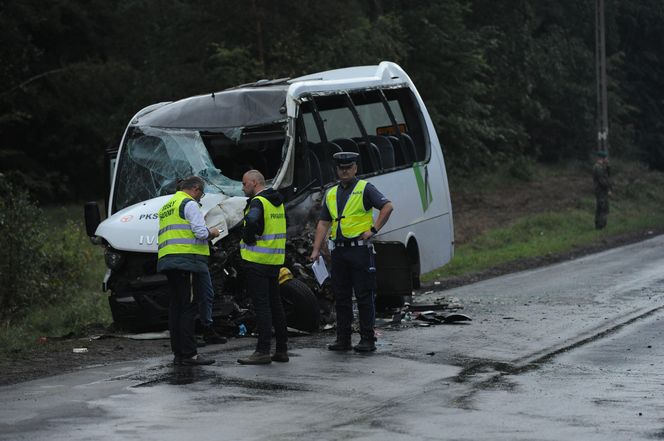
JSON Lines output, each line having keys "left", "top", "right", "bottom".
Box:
{"left": 2, "top": 235, "right": 664, "bottom": 440}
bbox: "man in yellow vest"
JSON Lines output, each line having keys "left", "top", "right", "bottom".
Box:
{"left": 310, "top": 152, "right": 393, "bottom": 352}
{"left": 237, "top": 170, "right": 289, "bottom": 365}
{"left": 157, "top": 176, "right": 220, "bottom": 366}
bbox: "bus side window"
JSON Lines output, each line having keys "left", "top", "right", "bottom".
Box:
{"left": 311, "top": 141, "right": 341, "bottom": 185}
{"left": 352, "top": 138, "right": 382, "bottom": 174}
{"left": 383, "top": 88, "right": 429, "bottom": 163}
{"left": 368, "top": 135, "right": 395, "bottom": 169}
{"left": 386, "top": 134, "right": 416, "bottom": 166}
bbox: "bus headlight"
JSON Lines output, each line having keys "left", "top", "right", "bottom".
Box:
{"left": 104, "top": 248, "right": 125, "bottom": 270}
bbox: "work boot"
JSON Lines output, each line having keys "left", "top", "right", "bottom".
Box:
{"left": 271, "top": 351, "right": 289, "bottom": 363}
{"left": 353, "top": 338, "right": 376, "bottom": 352}
{"left": 327, "top": 339, "right": 352, "bottom": 351}
{"left": 237, "top": 351, "right": 272, "bottom": 365}
{"left": 202, "top": 326, "right": 228, "bottom": 345}
{"left": 180, "top": 354, "right": 215, "bottom": 365}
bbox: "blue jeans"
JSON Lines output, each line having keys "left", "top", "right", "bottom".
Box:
{"left": 195, "top": 269, "right": 214, "bottom": 328}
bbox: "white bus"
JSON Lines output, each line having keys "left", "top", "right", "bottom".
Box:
{"left": 85, "top": 61, "right": 454, "bottom": 330}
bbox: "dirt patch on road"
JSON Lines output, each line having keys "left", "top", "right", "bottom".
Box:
{"left": 0, "top": 327, "right": 173, "bottom": 386}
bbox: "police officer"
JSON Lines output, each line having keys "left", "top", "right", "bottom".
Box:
{"left": 157, "top": 176, "right": 219, "bottom": 366}
{"left": 237, "top": 170, "right": 289, "bottom": 365}
{"left": 592, "top": 150, "right": 611, "bottom": 229}
{"left": 310, "top": 152, "right": 394, "bottom": 352}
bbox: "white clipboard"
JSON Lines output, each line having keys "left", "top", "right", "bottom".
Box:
{"left": 311, "top": 256, "right": 329, "bottom": 285}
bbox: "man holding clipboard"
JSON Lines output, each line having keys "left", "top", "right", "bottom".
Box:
{"left": 309, "top": 152, "right": 393, "bottom": 353}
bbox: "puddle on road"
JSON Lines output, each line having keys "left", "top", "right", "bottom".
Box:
{"left": 210, "top": 376, "right": 309, "bottom": 392}
{"left": 124, "top": 365, "right": 310, "bottom": 392}
{"left": 130, "top": 366, "right": 220, "bottom": 387}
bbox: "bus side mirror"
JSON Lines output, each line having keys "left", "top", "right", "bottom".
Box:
{"left": 84, "top": 201, "right": 101, "bottom": 238}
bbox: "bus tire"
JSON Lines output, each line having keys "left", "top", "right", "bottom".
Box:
{"left": 280, "top": 278, "right": 320, "bottom": 332}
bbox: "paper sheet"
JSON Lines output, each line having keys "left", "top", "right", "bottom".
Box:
{"left": 205, "top": 205, "right": 230, "bottom": 245}
{"left": 311, "top": 256, "right": 329, "bottom": 285}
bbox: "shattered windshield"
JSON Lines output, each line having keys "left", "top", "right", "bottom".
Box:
{"left": 113, "top": 126, "right": 245, "bottom": 211}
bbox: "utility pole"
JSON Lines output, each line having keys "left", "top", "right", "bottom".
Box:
{"left": 595, "top": 0, "right": 609, "bottom": 155}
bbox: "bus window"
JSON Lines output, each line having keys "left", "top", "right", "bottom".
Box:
{"left": 348, "top": 90, "right": 399, "bottom": 170}
{"left": 300, "top": 94, "right": 382, "bottom": 177}
{"left": 301, "top": 112, "right": 321, "bottom": 143}
{"left": 383, "top": 88, "right": 429, "bottom": 163}
{"left": 313, "top": 94, "right": 363, "bottom": 140}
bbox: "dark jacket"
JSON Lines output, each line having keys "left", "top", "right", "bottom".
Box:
{"left": 242, "top": 188, "right": 284, "bottom": 245}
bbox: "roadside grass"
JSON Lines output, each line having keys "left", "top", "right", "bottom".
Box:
{"left": 0, "top": 204, "right": 109, "bottom": 355}
{"left": 424, "top": 160, "right": 664, "bottom": 281}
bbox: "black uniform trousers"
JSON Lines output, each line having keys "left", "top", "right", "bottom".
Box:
{"left": 244, "top": 261, "right": 288, "bottom": 354}
{"left": 164, "top": 270, "right": 198, "bottom": 358}
{"left": 331, "top": 245, "right": 377, "bottom": 341}
{"left": 595, "top": 192, "right": 609, "bottom": 229}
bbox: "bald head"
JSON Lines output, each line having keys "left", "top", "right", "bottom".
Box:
{"left": 242, "top": 170, "right": 265, "bottom": 197}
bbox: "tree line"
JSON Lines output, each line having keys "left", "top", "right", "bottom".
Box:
{"left": 1, "top": 0, "right": 662, "bottom": 201}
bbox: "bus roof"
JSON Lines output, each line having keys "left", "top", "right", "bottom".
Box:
{"left": 134, "top": 85, "right": 288, "bottom": 129}
{"left": 132, "top": 62, "right": 408, "bottom": 129}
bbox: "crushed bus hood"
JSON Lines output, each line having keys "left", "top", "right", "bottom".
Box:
{"left": 95, "top": 194, "right": 247, "bottom": 253}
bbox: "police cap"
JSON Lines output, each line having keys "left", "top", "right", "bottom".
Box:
{"left": 333, "top": 152, "right": 360, "bottom": 167}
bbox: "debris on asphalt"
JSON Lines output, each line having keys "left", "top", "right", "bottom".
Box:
{"left": 72, "top": 348, "right": 88, "bottom": 353}
{"left": 375, "top": 295, "right": 471, "bottom": 329}
{"left": 415, "top": 311, "right": 472, "bottom": 324}
{"left": 87, "top": 331, "right": 170, "bottom": 341}
{"left": 286, "top": 327, "right": 310, "bottom": 336}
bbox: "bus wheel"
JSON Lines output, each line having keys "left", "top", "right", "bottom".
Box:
{"left": 280, "top": 278, "right": 320, "bottom": 332}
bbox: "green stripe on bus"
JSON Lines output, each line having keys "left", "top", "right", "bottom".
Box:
{"left": 413, "top": 162, "right": 432, "bottom": 212}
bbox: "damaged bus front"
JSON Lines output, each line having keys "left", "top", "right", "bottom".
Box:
{"left": 85, "top": 61, "right": 454, "bottom": 331}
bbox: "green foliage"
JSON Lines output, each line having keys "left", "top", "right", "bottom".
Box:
{"left": 616, "top": 0, "right": 664, "bottom": 170}
{"left": 0, "top": 181, "right": 99, "bottom": 323}
{"left": 0, "top": 292, "right": 109, "bottom": 353}
{"left": 205, "top": 44, "right": 264, "bottom": 88}
{"left": 1, "top": 0, "right": 664, "bottom": 196}
{"left": 0, "top": 182, "right": 45, "bottom": 319}
{"left": 507, "top": 156, "right": 535, "bottom": 182}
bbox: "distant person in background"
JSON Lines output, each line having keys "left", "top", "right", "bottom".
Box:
{"left": 593, "top": 150, "right": 611, "bottom": 230}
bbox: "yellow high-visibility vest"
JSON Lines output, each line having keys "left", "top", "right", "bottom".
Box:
{"left": 326, "top": 180, "right": 373, "bottom": 240}
{"left": 157, "top": 191, "right": 209, "bottom": 259}
{"left": 240, "top": 195, "right": 286, "bottom": 265}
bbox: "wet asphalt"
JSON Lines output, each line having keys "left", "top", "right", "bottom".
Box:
{"left": 1, "top": 235, "right": 664, "bottom": 440}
